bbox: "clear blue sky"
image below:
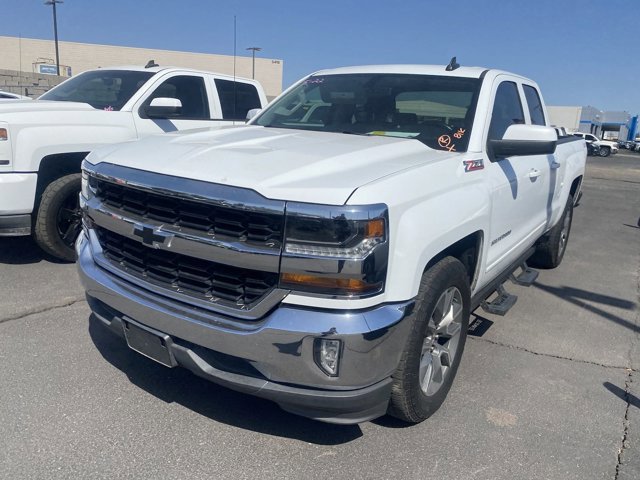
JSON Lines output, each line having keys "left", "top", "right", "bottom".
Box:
{"left": 2, "top": 0, "right": 637, "bottom": 114}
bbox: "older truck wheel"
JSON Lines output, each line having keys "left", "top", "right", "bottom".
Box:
{"left": 388, "top": 257, "right": 470, "bottom": 423}
{"left": 529, "top": 194, "right": 574, "bottom": 269}
{"left": 34, "top": 173, "right": 82, "bottom": 262}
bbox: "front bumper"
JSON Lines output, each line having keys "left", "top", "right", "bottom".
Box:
{"left": 0, "top": 214, "right": 31, "bottom": 236}
{"left": 77, "top": 232, "right": 415, "bottom": 424}
{"left": 0, "top": 173, "right": 37, "bottom": 212}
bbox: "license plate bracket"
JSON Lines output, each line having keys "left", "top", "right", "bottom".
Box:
{"left": 123, "top": 318, "right": 177, "bottom": 368}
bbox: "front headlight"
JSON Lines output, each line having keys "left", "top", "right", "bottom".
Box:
{"left": 80, "top": 161, "right": 96, "bottom": 200}
{"left": 279, "top": 203, "right": 388, "bottom": 298}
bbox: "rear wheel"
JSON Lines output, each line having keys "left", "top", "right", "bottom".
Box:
{"left": 34, "top": 173, "right": 82, "bottom": 262}
{"left": 529, "top": 194, "right": 573, "bottom": 269}
{"left": 388, "top": 256, "right": 470, "bottom": 423}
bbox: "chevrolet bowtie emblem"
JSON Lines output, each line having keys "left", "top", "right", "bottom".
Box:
{"left": 132, "top": 224, "right": 174, "bottom": 248}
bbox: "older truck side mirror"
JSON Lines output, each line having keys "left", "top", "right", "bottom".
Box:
{"left": 489, "top": 124, "right": 557, "bottom": 160}
{"left": 145, "top": 97, "right": 183, "bottom": 119}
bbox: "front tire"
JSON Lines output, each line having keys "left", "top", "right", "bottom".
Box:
{"left": 529, "top": 194, "right": 574, "bottom": 269}
{"left": 598, "top": 146, "right": 610, "bottom": 157}
{"left": 388, "top": 256, "right": 470, "bottom": 423}
{"left": 34, "top": 173, "right": 82, "bottom": 262}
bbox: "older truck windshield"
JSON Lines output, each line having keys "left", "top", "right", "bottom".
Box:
{"left": 256, "top": 73, "right": 480, "bottom": 151}
{"left": 40, "top": 70, "right": 154, "bottom": 111}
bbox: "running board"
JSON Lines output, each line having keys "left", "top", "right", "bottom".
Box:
{"left": 480, "top": 284, "right": 518, "bottom": 316}
{"left": 509, "top": 262, "right": 539, "bottom": 287}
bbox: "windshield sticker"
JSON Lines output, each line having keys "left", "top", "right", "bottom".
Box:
{"left": 367, "top": 131, "right": 420, "bottom": 138}
{"left": 304, "top": 77, "right": 325, "bottom": 85}
{"left": 103, "top": 106, "right": 114, "bottom": 111}
{"left": 453, "top": 127, "right": 466, "bottom": 139}
{"left": 463, "top": 159, "right": 484, "bottom": 172}
{"left": 438, "top": 134, "right": 456, "bottom": 152}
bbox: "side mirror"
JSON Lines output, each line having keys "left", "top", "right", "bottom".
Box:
{"left": 145, "top": 97, "right": 182, "bottom": 118}
{"left": 489, "top": 124, "right": 557, "bottom": 160}
{"left": 246, "top": 108, "right": 262, "bottom": 121}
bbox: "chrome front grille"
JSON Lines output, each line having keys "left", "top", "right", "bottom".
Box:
{"left": 82, "top": 162, "right": 288, "bottom": 319}
{"left": 94, "top": 178, "right": 283, "bottom": 246}
{"left": 96, "top": 226, "right": 279, "bottom": 307}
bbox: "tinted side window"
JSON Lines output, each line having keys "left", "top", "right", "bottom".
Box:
{"left": 488, "top": 81, "right": 524, "bottom": 141}
{"left": 144, "top": 75, "right": 210, "bottom": 119}
{"left": 523, "top": 85, "right": 545, "bottom": 126}
{"left": 215, "top": 79, "right": 261, "bottom": 120}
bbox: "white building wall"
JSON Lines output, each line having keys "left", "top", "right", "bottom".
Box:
{"left": 547, "top": 106, "right": 582, "bottom": 132}
{"left": 0, "top": 36, "right": 283, "bottom": 99}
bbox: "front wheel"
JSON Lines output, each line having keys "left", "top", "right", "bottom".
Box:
{"left": 598, "top": 146, "right": 610, "bottom": 157}
{"left": 34, "top": 173, "right": 82, "bottom": 262}
{"left": 388, "top": 256, "right": 470, "bottom": 423}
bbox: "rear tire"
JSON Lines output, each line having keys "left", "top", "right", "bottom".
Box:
{"left": 529, "top": 194, "right": 574, "bottom": 269}
{"left": 388, "top": 257, "right": 470, "bottom": 424}
{"left": 34, "top": 173, "right": 82, "bottom": 262}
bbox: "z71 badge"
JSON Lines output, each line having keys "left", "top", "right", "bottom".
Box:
{"left": 463, "top": 159, "right": 484, "bottom": 172}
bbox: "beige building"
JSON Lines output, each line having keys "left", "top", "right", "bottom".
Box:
{"left": 0, "top": 35, "right": 283, "bottom": 99}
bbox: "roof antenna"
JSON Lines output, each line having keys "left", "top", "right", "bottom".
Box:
{"left": 446, "top": 56, "right": 460, "bottom": 71}
{"left": 145, "top": 60, "right": 158, "bottom": 69}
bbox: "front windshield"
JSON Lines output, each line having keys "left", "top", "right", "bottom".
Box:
{"left": 255, "top": 73, "right": 480, "bottom": 152}
{"left": 40, "top": 70, "right": 154, "bottom": 110}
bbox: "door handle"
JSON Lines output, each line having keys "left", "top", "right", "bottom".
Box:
{"left": 528, "top": 169, "right": 542, "bottom": 179}
{"left": 550, "top": 161, "right": 561, "bottom": 170}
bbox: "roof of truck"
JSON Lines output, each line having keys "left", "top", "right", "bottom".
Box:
{"left": 83, "top": 65, "right": 257, "bottom": 83}
{"left": 311, "top": 64, "right": 488, "bottom": 78}
{"left": 310, "top": 64, "right": 534, "bottom": 83}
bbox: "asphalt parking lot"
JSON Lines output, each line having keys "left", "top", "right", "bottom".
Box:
{"left": 0, "top": 153, "right": 638, "bottom": 480}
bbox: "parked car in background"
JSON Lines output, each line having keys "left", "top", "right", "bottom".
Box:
{"left": 571, "top": 132, "right": 618, "bottom": 157}
{"left": 0, "top": 91, "right": 31, "bottom": 100}
{"left": 586, "top": 142, "right": 601, "bottom": 156}
{"left": 0, "top": 63, "right": 268, "bottom": 260}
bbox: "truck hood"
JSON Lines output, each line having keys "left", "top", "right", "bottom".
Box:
{"left": 0, "top": 100, "right": 94, "bottom": 114}
{"left": 87, "top": 126, "right": 457, "bottom": 205}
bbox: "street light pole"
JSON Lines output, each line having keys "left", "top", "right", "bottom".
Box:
{"left": 246, "top": 47, "right": 262, "bottom": 79}
{"left": 44, "top": 0, "right": 63, "bottom": 76}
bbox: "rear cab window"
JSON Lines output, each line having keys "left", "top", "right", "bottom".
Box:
{"left": 215, "top": 79, "right": 262, "bottom": 120}
{"left": 522, "top": 85, "right": 546, "bottom": 126}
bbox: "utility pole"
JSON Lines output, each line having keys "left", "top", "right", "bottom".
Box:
{"left": 44, "top": 0, "right": 63, "bottom": 76}
{"left": 246, "top": 47, "right": 262, "bottom": 79}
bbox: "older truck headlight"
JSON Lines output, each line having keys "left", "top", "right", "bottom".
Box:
{"left": 0, "top": 125, "right": 11, "bottom": 166}
{"left": 279, "top": 203, "right": 388, "bottom": 298}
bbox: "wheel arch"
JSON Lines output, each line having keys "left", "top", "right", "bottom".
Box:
{"left": 35, "top": 152, "right": 89, "bottom": 211}
{"left": 422, "top": 230, "right": 484, "bottom": 292}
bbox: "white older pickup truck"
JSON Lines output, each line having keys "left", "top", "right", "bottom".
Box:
{"left": 77, "top": 63, "right": 586, "bottom": 424}
{"left": 0, "top": 64, "right": 267, "bottom": 260}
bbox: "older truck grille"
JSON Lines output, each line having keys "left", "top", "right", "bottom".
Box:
{"left": 94, "top": 178, "right": 283, "bottom": 245}
{"left": 95, "top": 226, "right": 278, "bottom": 307}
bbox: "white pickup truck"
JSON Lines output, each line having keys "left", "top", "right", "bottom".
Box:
{"left": 77, "top": 64, "right": 586, "bottom": 424}
{"left": 0, "top": 64, "right": 267, "bottom": 260}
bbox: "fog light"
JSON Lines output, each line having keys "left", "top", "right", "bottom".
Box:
{"left": 314, "top": 338, "right": 342, "bottom": 377}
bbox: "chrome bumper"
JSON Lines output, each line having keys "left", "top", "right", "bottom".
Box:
{"left": 77, "top": 232, "right": 415, "bottom": 423}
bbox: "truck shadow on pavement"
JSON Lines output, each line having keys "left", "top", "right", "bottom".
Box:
{"left": 533, "top": 283, "right": 639, "bottom": 334}
{"left": 87, "top": 317, "right": 365, "bottom": 443}
{"left": 0, "top": 237, "right": 64, "bottom": 265}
